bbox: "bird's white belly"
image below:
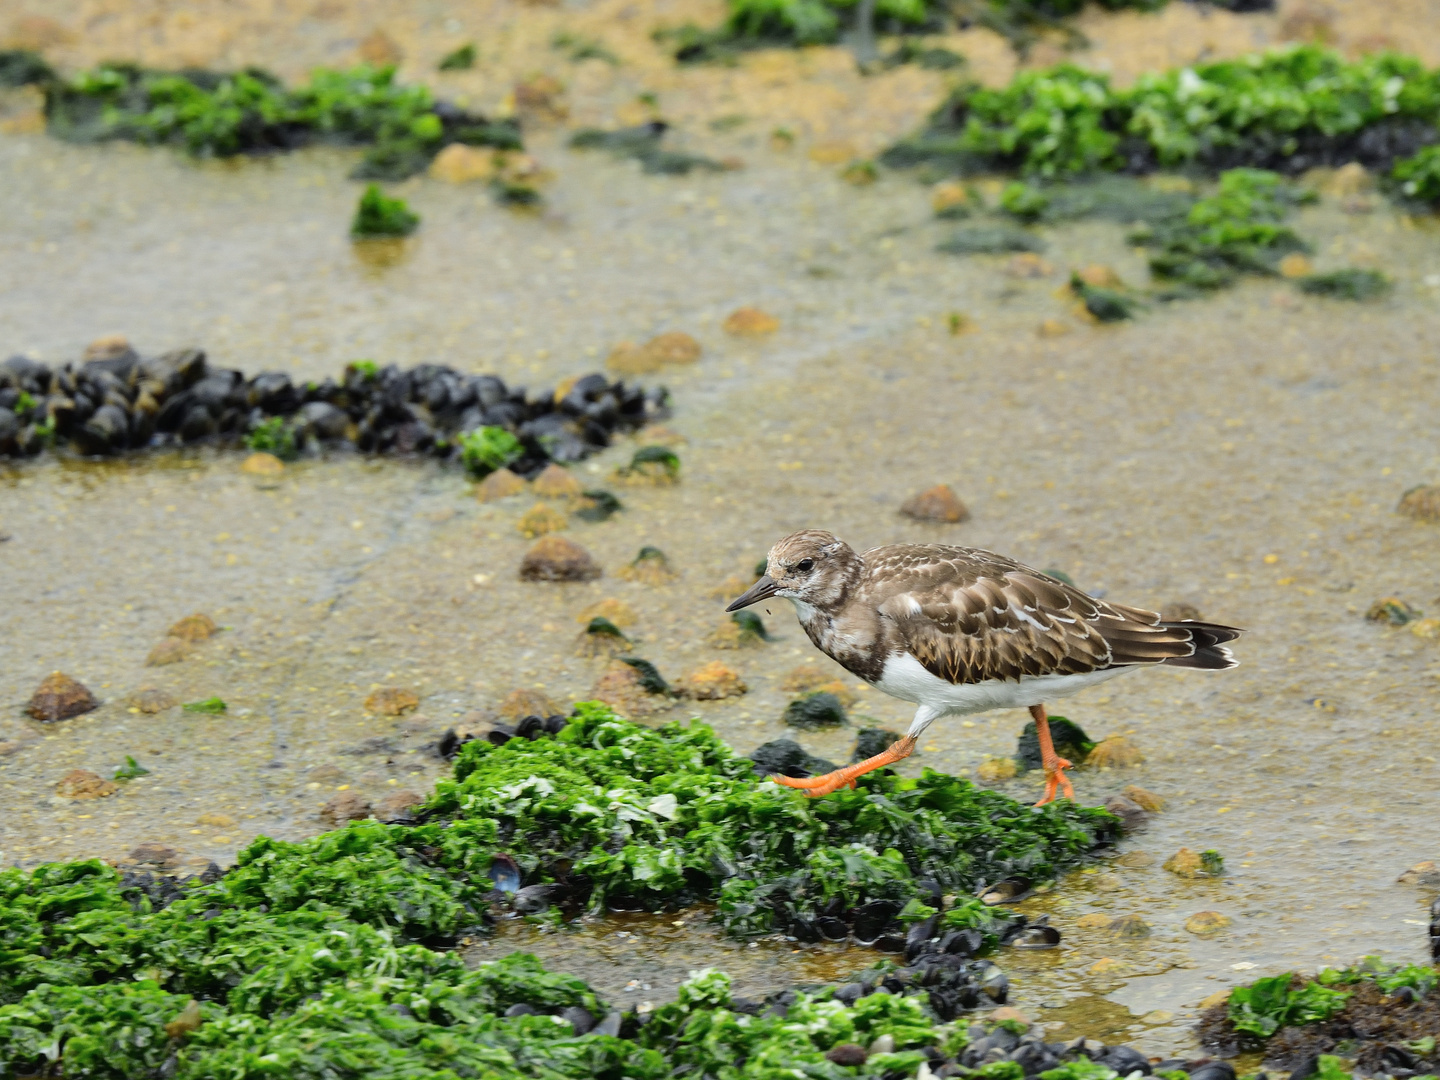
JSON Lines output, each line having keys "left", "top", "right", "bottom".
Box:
{"left": 874, "top": 652, "right": 1129, "bottom": 715}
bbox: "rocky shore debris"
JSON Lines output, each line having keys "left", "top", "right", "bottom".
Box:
{"left": 722, "top": 306, "right": 780, "bottom": 336}
{"left": 1398, "top": 484, "right": 1440, "bottom": 522}
{"left": 1086, "top": 735, "right": 1144, "bottom": 768}
{"left": 615, "top": 446, "right": 681, "bottom": 486}
{"left": 1164, "top": 846, "right": 1225, "bottom": 878}
{"left": 0, "top": 347, "right": 666, "bottom": 470}
{"left": 783, "top": 691, "right": 849, "bottom": 729}
{"left": 1365, "top": 597, "right": 1422, "bottom": 626}
{"left": 606, "top": 331, "right": 703, "bottom": 374}
{"left": 1016, "top": 716, "right": 1093, "bottom": 771}
{"left": 517, "top": 503, "right": 569, "bottom": 537}
{"left": 475, "top": 467, "right": 528, "bottom": 501}
{"left": 574, "top": 616, "right": 632, "bottom": 657}
{"left": 363, "top": 686, "right": 419, "bottom": 716}
{"left": 674, "top": 660, "right": 747, "bottom": 700}
{"left": 900, "top": 483, "right": 970, "bottom": 523}
{"left": 589, "top": 659, "right": 675, "bottom": 717}
{"left": 708, "top": 610, "right": 770, "bottom": 648}
{"left": 1185, "top": 910, "right": 1232, "bottom": 935}
{"left": 125, "top": 687, "right": 177, "bottom": 714}
{"left": 55, "top": 768, "right": 118, "bottom": 799}
{"left": 319, "top": 790, "right": 373, "bottom": 826}
{"left": 25, "top": 671, "right": 98, "bottom": 721}
{"left": 616, "top": 545, "right": 677, "bottom": 583}
{"left": 520, "top": 536, "right": 602, "bottom": 581}
{"left": 530, "top": 462, "right": 584, "bottom": 498}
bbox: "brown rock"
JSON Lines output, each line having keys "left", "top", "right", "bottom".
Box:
{"left": 240, "top": 452, "right": 285, "bottom": 476}
{"left": 1397, "top": 860, "right": 1440, "bottom": 886}
{"left": 1279, "top": 253, "right": 1313, "bottom": 279}
{"left": 616, "top": 546, "right": 676, "bottom": 584}
{"left": 429, "top": 143, "right": 497, "bottom": 183}
{"left": 1398, "top": 484, "right": 1440, "bottom": 522}
{"left": 604, "top": 341, "right": 657, "bottom": 375}
{"left": 1163, "top": 847, "right": 1204, "bottom": 878}
{"left": 644, "top": 331, "right": 702, "bottom": 365}
{"left": 26, "top": 671, "right": 99, "bottom": 722}
{"left": 197, "top": 812, "right": 235, "bottom": 828}
{"left": 364, "top": 686, "right": 420, "bottom": 715}
{"left": 1005, "top": 253, "right": 1054, "bottom": 278}
{"left": 1409, "top": 617, "right": 1440, "bottom": 641}
{"left": 722, "top": 307, "right": 780, "bottom": 336}
{"left": 168, "top": 613, "right": 218, "bottom": 642}
{"left": 56, "top": 769, "right": 118, "bottom": 799}
{"left": 1323, "top": 162, "right": 1373, "bottom": 197}
{"left": 1160, "top": 601, "right": 1202, "bottom": 622}
{"left": 127, "top": 687, "right": 177, "bottom": 714}
{"left": 590, "top": 660, "right": 673, "bottom": 718}
{"left": 976, "top": 756, "right": 1018, "bottom": 783}
{"left": 1104, "top": 794, "right": 1147, "bottom": 831}
{"left": 676, "top": 661, "right": 748, "bottom": 700}
{"left": 500, "top": 688, "right": 561, "bottom": 721}
{"left": 575, "top": 623, "right": 631, "bottom": 658}
{"left": 520, "top": 536, "right": 602, "bottom": 581}
{"left": 476, "top": 467, "right": 528, "bottom": 502}
{"left": 1366, "top": 597, "right": 1422, "bottom": 625}
{"left": 899, "top": 484, "right": 970, "bottom": 523}
{"left": 320, "top": 790, "right": 373, "bottom": 826}
{"left": 931, "top": 181, "right": 970, "bottom": 215}
{"left": 83, "top": 334, "right": 133, "bottom": 362}
{"left": 146, "top": 637, "right": 192, "bottom": 666}
{"left": 531, "top": 463, "right": 584, "bottom": 498}
{"left": 375, "top": 788, "right": 424, "bottom": 823}
{"left": 1074, "top": 912, "right": 1111, "bottom": 929}
{"left": 1197, "top": 988, "right": 1231, "bottom": 1010}
{"left": 1104, "top": 914, "right": 1151, "bottom": 939}
{"left": 1074, "top": 264, "right": 1123, "bottom": 289}
{"left": 988, "top": 1006, "right": 1031, "bottom": 1025}
{"left": 1088, "top": 735, "right": 1144, "bottom": 767}
{"left": 518, "top": 503, "right": 569, "bottom": 537}
{"left": 130, "top": 842, "right": 179, "bottom": 866}
{"left": 826, "top": 1044, "right": 868, "bottom": 1066}
{"left": 1115, "top": 850, "right": 1155, "bottom": 868}
{"left": 358, "top": 28, "right": 403, "bottom": 66}
{"left": 1121, "top": 785, "right": 1165, "bottom": 812}
{"left": 1184, "top": 911, "right": 1232, "bottom": 936}
{"left": 576, "top": 598, "right": 637, "bottom": 628}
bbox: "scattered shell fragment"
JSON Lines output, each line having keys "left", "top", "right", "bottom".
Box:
{"left": 722, "top": 307, "right": 780, "bottom": 336}
{"left": 1088, "top": 735, "right": 1144, "bottom": 767}
{"left": 900, "top": 484, "right": 970, "bottom": 523}
{"left": 146, "top": 637, "right": 192, "bottom": 667}
{"left": 675, "top": 660, "right": 747, "bottom": 700}
{"left": 26, "top": 671, "right": 99, "bottom": 722}
{"left": 519, "top": 536, "right": 602, "bottom": 581}
{"left": 364, "top": 686, "right": 420, "bottom": 716}
{"left": 1185, "top": 911, "right": 1232, "bottom": 936}
{"left": 168, "top": 613, "right": 218, "bottom": 641}
{"left": 476, "top": 468, "right": 528, "bottom": 502}
{"left": 531, "top": 464, "right": 584, "bottom": 498}
{"left": 616, "top": 545, "right": 677, "bottom": 584}
{"left": 240, "top": 452, "right": 285, "bottom": 476}
{"left": 1121, "top": 785, "right": 1165, "bottom": 812}
{"left": 517, "top": 503, "right": 569, "bottom": 537}
{"left": 1397, "top": 484, "right": 1440, "bottom": 522}
{"left": 499, "top": 688, "right": 561, "bottom": 722}
{"left": 56, "top": 768, "right": 118, "bottom": 799}
{"left": 576, "top": 598, "right": 637, "bottom": 628}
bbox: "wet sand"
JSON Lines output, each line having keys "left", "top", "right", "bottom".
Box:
{"left": 2, "top": 0, "right": 1440, "bottom": 1057}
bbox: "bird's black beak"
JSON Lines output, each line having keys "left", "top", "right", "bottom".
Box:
{"left": 726, "top": 575, "right": 779, "bottom": 612}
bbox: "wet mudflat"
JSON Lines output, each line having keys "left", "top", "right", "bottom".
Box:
{"left": 3, "top": 14, "right": 1440, "bottom": 1061}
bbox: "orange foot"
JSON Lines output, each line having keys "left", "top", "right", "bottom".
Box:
{"left": 1033, "top": 756, "right": 1074, "bottom": 807}
{"left": 771, "top": 735, "right": 917, "bottom": 798}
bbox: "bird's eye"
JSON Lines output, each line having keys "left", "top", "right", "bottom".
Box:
{"left": 796, "top": 558, "right": 815, "bottom": 572}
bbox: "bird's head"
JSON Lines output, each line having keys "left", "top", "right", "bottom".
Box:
{"left": 726, "top": 530, "right": 862, "bottom": 613}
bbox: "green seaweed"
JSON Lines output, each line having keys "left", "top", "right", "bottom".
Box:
{"left": 574, "top": 490, "right": 623, "bottom": 522}
{"left": 1000, "top": 181, "right": 1050, "bottom": 222}
{"left": 182, "top": 697, "right": 227, "bottom": 714}
{"left": 438, "top": 43, "right": 477, "bottom": 71}
{"left": 113, "top": 756, "right": 151, "bottom": 782}
{"left": 42, "top": 62, "right": 521, "bottom": 180}
{"left": 731, "top": 609, "right": 771, "bottom": 642}
{"left": 244, "top": 415, "right": 298, "bottom": 460}
{"left": 1069, "top": 274, "right": 1136, "bottom": 321}
{"left": 1296, "top": 268, "right": 1391, "bottom": 300}
{"left": 1228, "top": 974, "right": 1351, "bottom": 1038}
{"left": 569, "top": 124, "right": 725, "bottom": 175}
{"left": 458, "top": 425, "right": 523, "bottom": 477}
{"left": 883, "top": 45, "right": 1440, "bottom": 193}
{"left": 1200, "top": 849, "right": 1225, "bottom": 876}
{"left": 936, "top": 224, "right": 1045, "bottom": 254}
{"left": 351, "top": 183, "right": 420, "bottom": 237}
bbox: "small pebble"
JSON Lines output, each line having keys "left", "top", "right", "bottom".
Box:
{"left": 1089, "top": 735, "right": 1144, "bottom": 767}
{"left": 56, "top": 768, "right": 117, "bottom": 799}
{"left": 499, "top": 687, "right": 561, "bottom": 721}
{"left": 899, "top": 484, "right": 970, "bottom": 523}
{"left": 976, "top": 756, "right": 1018, "bottom": 783}
{"left": 167, "top": 613, "right": 218, "bottom": 641}
{"left": 531, "top": 463, "right": 584, "bottom": 498}
{"left": 126, "top": 687, "right": 177, "bottom": 714}
{"left": 722, "top": 307, "right": 780, "bottom": 336}
{"left": 240, "top": 452, "right": 285, "bottom": 476}
{"left": 1397, "top": 860, "right": 1440, "bottom": 886}
{"left": 1120, "top": 785, "right": 1165, "bottom": 812}
{"left": 364, "top": 687, "right": 419, "bottom": 716}
{"left": 1105, "top": 914, "right": 1151, "bottom": 939}
{"left": 26, "top": 671, "right": 98, "bottom": 722}
{"left": 1184, "top": 911, "right": 1232, "bottom": 936}
{"left": 320, "top": 790, "right": 372, "bottom": 826}
{"left": 476, "top": 468, "right": 528, "bottom": 502}
{"left": 1397, "top": 484, "right": 1440, "bottom": 522}
{"left": 1163, "top": 847, "right": 1205, "bottom": 878}
{"left": 146, "top": 637, "right": 192, "bottom": 667}
{"left": 675, "top": 660, "right": 747, "bottom": 700}
{"left": 519, "top": 536, "right": 602, "bottom": 581}
{"left": 517, "top": 503, "right": 568, "bottom": 537}
{"left": 129, "top": 842, "right": 179, "bottom": 866}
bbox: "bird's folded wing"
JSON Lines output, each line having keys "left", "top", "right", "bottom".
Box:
{"left": 874, "top": 552, "right": 1196, "bottom": 685}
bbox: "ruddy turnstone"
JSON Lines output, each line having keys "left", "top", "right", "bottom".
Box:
{"left": 727, "top": 531, "right": 1242, "bottom": 805}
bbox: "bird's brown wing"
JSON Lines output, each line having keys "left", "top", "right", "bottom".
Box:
{"left": 866, "top": 545, "right": 1203, "bottom": 685}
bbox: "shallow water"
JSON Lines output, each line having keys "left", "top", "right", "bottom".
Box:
{"left": 3, "top": 37, "right": 1440, "bottom": 1059}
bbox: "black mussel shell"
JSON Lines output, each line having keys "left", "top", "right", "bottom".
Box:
{"left": 974, "top": 961, "right": 1009, "bottom": 1003}
{"left": 514, "top": 714, "right": 545, "bottom": 740}
{"left": 560, "top": 1006, "right": 595, "bottom": 1035}
{"left": 816, "top": 916, "right": 849, "bottom": 941}
{"left": 503, "top": 1003, "right": 539, "bottom": 1017}
{"left": 488, "top": 853, "right": 522, "bottom": 893}
{"left": 1011, "top": 923, "right": 1061, "bottom": 949}
{"left": 592, "top": 1011, "right": 623, "bottom": 1038}
{"left": 905, "top": 914, "right": 940, "bottom": 960}
{"left": 942, "top": 928, "right": 984, "bottom": 957}
{"left": 831, "top": 982, "right": 866, "bottom": 1006}
{"left": 512, "top": 884, "right": 553, "bottom": 913}
{"left": 851, "top": 899, "right": 901, "bottom": 944}
{"left": 544, "top": 714, "right": 568, "bottom": 734}
{"left": 607, "top": 893, "right": 643, "bottom": 912}
{"left": 789, "top": 918, "right": 822, "bottom": 943}
{"left": 978, "top": 876, "right": 1033, "bottom": 905}
{"left": 871, "top": 933, "right": 905, "bottom": 953}
{"left": 1188, "top": 1062, "right": 1238, "bottom": 1080}
{"left": 486, "top": 723, "right": 516, "bottom": 746}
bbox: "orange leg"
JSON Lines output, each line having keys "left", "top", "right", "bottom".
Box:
{"left": 771, "top": 735, "right": 918, "bottom": 798}
{"left": 1030, "top": 704, "right": 1074, "bottom": 807}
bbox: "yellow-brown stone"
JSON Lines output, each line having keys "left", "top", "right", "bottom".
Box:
{"left": 531, "top": 463, "right": 584, "bottom": 498}
{"left": 517, "top": 503, "right": 569, "bottom": 538}
{"left": 168, "top": 613, "right": 218, "bottom": 642}
{"left": 722, "top": 307, "right": 780, "bottom": 336}
{"left": 520, "top": 536, "right": 602, "bottom": 581}
{"left": 26, "top": 671, "right": 99, "bottom": 722}
{"left": 676, "top": 660, "right": 748, "bottom": 700}
{"left": 475, "top": 467, "right": 528, "bottom": 502}
{"left": 56, "top": 769, "right": 118, "bottom": 799}
{"left": 899, "top": 484, "right": 970, "bottom": 523}
{"left": 364, "top": 686, "right": 420, "bottom": 716}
